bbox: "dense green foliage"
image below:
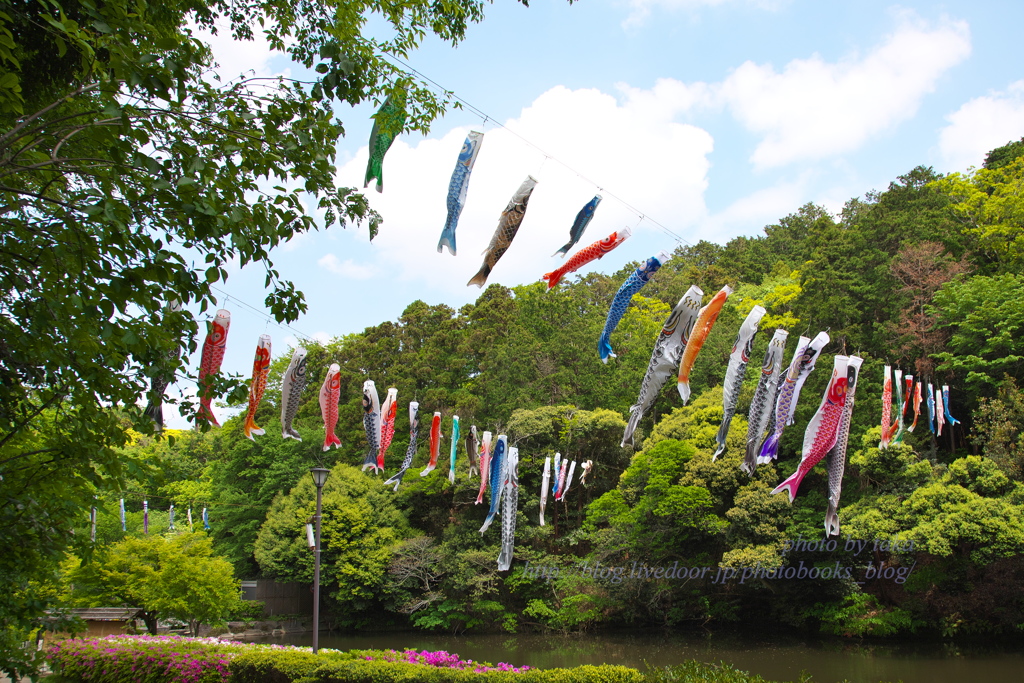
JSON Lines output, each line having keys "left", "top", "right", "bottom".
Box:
{"left": 54, "top": 138, "right": 1024, "bottom": 647}
{"left": 68, "top": 533, "right": 243, "bottom": 635}
{"left": 0, "top": 0, "right": 499, "bottom": 677}
{"left": 7, "top": 4, "right": 1024, "bottom": 670}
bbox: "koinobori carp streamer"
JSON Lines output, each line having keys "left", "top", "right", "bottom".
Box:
{"left": 242, "top": 334, "right": 272, "bottom": 440}
{"left": 438, "top": 131, "right": 484, "bottom": 256}
{"left": 677, "top": 285, "right": 732, "bottom": 405}
{"left": 622, "top": 285, "right": 703, "bottom": 447}
{"left": 825, "top": 356, "right": 863, "bottom": 537}
{"left": 468, "top": 176, "right": 537, "bottom": 288}
{"left": 713, "top": 305, "right": 766, "bottom": 460}
{"left": 598, "top": 251, "right": 670, "bottom": 362}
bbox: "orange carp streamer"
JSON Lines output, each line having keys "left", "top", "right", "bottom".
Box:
{"left": 676, "top": 285, "right": 733, "bottom": 405}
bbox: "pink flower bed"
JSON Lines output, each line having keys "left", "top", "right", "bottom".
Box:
{"left": 46, "top": 634, "right": 315, "bottom": 683}
{"left": 47, "top": 635, "right": 532, "bottom": 682}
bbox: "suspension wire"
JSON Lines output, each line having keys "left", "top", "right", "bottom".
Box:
{"left": 380, "top": 52, "right": 693, "bottom": 250}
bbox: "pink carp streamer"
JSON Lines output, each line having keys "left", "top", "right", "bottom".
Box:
{"left": 772, "top": 356, "right": 850, "bottom": 503}
{"left": 824, "top": 356, "right": 863, "bottom": 537}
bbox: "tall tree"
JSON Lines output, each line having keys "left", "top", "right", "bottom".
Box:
{"left": 0, "top": 0, "right": 502, "bottom": 672}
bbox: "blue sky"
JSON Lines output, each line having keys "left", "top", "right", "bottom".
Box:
{"left": 165, "top": 0, "right": 1024, "bottom": 428}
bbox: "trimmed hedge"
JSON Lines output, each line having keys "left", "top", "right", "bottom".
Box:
{"left": 299, "top": 660, "right": 644, "bottom": 683}
{"left": 48, "top": 636, "right": 788, "bottom": 683}
{"left": 229, "top": 649, "right": 355, "bottom": 683}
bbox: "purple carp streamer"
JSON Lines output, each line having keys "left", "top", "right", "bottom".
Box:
{"left": 825, "top": 356, "right": 863, "bottom": 537}
{"left": 741, "top": 328, "right": 789, "bottom": 476}
{"left": 468, "top": 176, "right": 538, "bottom": 287}
{"left": 384, "top": 402, "right": 419, "bottom": 492}
{"left": 144, "top": 300, "right": 182, "bottom": 432}
{"left": 360, "top": 380, "right": 382, "bottom": 473}
{"left": 480, "top": 435, "right": 508, "bottom": 533}
{"left": 622, "top": 285, "right": 704, "bottom": 447}
{"left": 772, "top": 356, "right": 850, "bottom": 502}
{"left": 540, "top": 456, "right": 551, "bottom": 526}
{"left": 598, "top": 251, "right": 670, "bottom": 362}
{"left": 553, "top": 195, "right": 602, "bottom": 258}
{"left": 280, "top": 348, "right": 308, "bottom": 440}
{"left": 758, "top": 332, "right": 830, "bottom": 465}
{"left": 364, "top": 96, "right": 406, "bottom": 198}
{"left": 497, "top": 446, "right": 520, "bottom": 572}
{"left": 942, "top": 386, "right": 960, "bottom": 427}
{"left": 438, "top": 131, "right": 484, "bottom": 255}
{"left": 713, "top": 305, "right": 767, "bottom": 460}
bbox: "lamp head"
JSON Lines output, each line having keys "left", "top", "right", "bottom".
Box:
{"left": 310, "top": 467, "right": 330, "bottom": 488}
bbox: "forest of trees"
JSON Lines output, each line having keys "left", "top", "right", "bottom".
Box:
{"left": 65, "top": 141, "right": 1024, "bottom": 641}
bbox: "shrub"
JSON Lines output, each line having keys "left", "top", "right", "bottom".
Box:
{"left": 47, "top": 635, "right": 241, "bottom": 683}
{"left": 230, "top": 649, "right": 354, "bottom": 683}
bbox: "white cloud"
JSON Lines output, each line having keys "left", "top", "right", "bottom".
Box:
{"left": 716, "top": 13, "right": 971, "bottom": 169}
{"left": 318, "top": 254, "right": 377, "bottom": 279}
{"left": 190, "top": 20, "right": 276, "bottom": 83}
{"left": 696, "top": 177, "right": 809, "bottom": 243}
{"left": 335, "top": 85, "right": 714, "bottom": 294}
{"left": 939, "top": 80, "right": 1024, "bottom": 172}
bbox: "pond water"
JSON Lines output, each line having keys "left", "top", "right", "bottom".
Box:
{"left": 261, "top": 630, "right": 1024, "bottom": 683}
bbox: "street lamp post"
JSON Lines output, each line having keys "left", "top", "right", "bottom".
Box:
{"left": 309, "top": 467, "right": 330, "bottom": 654}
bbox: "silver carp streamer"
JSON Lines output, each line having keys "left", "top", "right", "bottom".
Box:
{"left": 622, "top": 285, "right": 703, "bottom": 447}
{"left": 384, "top": 402, "right": 419, "bottom": 491}
{"left": 539, "top": 456, "right": 551, "bottom": 526}
{"left": 360, "top": 380, "right": 382, "bottom": 473}
{"left": 712, "top": 305, "right": 767, "bottom": 461}
{"left": 280, "top": 347, "right": 308, "bottom": 440}
{"left": 741, "top": 329, "right": 789, "bottom": 476}
{"left": 497, "top": 446, "right": 520, "bottom": 571}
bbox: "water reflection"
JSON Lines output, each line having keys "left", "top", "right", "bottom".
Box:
{"left": 257, "top": 630, "right": 1024, "bottom": 683}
